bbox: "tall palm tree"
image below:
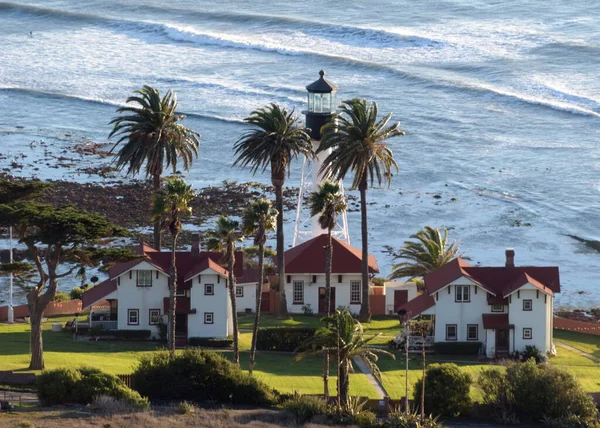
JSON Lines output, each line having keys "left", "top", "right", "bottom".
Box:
{"left": 389, "top": 226, "right": 464, "bottom": 281}
{"left": 233, "top": 103, "right": 313, "bottom": 319}
{"left": 242, "top": 199, "right": 278, "bottom": 374}
{"left": 318, "top": 98, "right": 405, "bottom": 322}
{"left": 294, "top": 309, "right": 394, "bottom": 407}
{"left": 307, "top": 181, "right": 347, "bottom": 397}
{"left": 207, "top": 216, "right": 244, "bottom": 365}
{"left": 109, "top": 85, "right": 200, "bottom": 250}
{"left": 151, "top": 176, "right": 194, "bottom": 356}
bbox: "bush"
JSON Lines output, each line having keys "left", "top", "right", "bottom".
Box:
{"left": 37, "top": 367, "right": 148, "bottom": 409}
{"left": 477, "top": 360, "right": 598, "bottom": 424}
{"left": 188, "top": 337, "right": 233, "bottom": 348}
{"left": 256, "top": 327, "right": 317, "bottom": 352}
{"left": 512, "top": 345, "right": 544, "bottom": 363}
{"left": 69, "top": 287, "right": 84, "bottom": 300}
{"left": 282, "top": 393, "right": 327, "bottom": 424}
{"left": 177, "top": 401, "right": 197, "bottom": 415}
{"left": 52, "top": 292, "right": 70, "bottom": 302}
{"left": 91, "top": 395, "right": 147, "bottom": 414}
{"left": 385, "top": 410, "right": 442, "bottom": 428}
{"left": 132, "top": 349, "right": 276, "bottom": 406}
{"left": 353, "top": 410, "right": 378, "bottom": 428}
{"left": 433, "top": 342, "right": 482, "bottom": 355}
{"left": 413, "top": 363, "right": 472, "bottom": 417}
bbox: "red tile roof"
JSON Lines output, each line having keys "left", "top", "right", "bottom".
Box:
{"left": 285, "top": 234, "right": 379, "bottom": 274}
{"left": 482, "top": 314, "right": 511, "bottom": 329}
{"left": 396, "top": 293, "right": 435, "bottom": 318}
{"left": 82, "top": 279, "right": 117, "bottom": 309}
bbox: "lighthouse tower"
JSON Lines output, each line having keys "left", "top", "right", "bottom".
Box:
{"left": 293, "top": 71, "right": 350, "bottom": 246}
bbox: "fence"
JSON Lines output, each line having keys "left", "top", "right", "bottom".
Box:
{"left": 0, "top": 299, "right": 82, "bottom": 322}
{"left": 117, "top": 374, "right": 134, "bottom": 388}
{"left": 554, "top": 316, "right": 600, "bottom": 335}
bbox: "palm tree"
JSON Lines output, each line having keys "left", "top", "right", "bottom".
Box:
{"left": 307, "top": 181, "right": 347, "bottom": 397}
{"left": 151, "top": 176, "right": 194, "bottom": 356}
{"left": 207, "top": 216, "right": 244, "bottom": 365}
{"left": 388, "top": 226, "right": 464, "bottom": 282}
{"left": 233, "top": 103, "right": 313, "bottom": 319}
{"left": 318, "top": 98, "right": 405, "bottom": 322}
{"left": 242, "top": 199, "right": 278, "bottom": 374}
{"left": 109, "top": 85, "right": 200, "bottom": 250}
{"left": 294, "top": 309, "right": 394, "bottom": 407}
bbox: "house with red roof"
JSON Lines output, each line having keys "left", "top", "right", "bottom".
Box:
{"left": 397, "top": 249, "right": 560, "bottom": 358}
{"left": 81, "top": 239, "right": 261, "bottom": 342}
{"left": 283, "top": 234, "right": 379, "bottom": 314}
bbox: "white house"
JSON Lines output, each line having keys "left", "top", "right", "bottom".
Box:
{"left": 384, "top": 281, "right": 418, "bottom": 315}
{"left": 397, "top": 249, "right": 560, "bottom": 358}
{"left": 283, "top": 234, "right": 379, "bottom": 314}
{"left": 82, "top": 241, "right": 261, "bottom": 342}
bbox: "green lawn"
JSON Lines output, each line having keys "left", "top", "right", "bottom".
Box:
{"left": 554, "top": 330, "right": 600, "bottom": 357}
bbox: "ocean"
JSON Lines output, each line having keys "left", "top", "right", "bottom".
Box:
{"left": 0, "top": 0, "right": 599, "bottom": 308}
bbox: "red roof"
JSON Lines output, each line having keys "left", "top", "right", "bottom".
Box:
{"left": 424, "top": 257, "right": 560, "bottom": 297}
{"left": 285, "top": 234, "right": 379, "bottom": 274}
{"left": 482, "top": 314, "right": 511, "bottom": 329}
{"left": 396, "top": 293, "right": 435, "bottom": 318}
{"left": 183, "top": 257, "right": 228, "bottom": 281}
{"left": 82, "top": 279, "right": 117, "bottom": 309}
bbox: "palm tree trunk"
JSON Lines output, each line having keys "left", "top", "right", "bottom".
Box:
{"left": 274, "top": 182, "right": 289, "bottom": 319}
{"left": 153, "top": 173, "right": 162, "bottom": 250}
{"left": 339, "top": 359, "right": 350, "bottom": 408}
{"left": 228, "top": 245, "right": 240, "bottom": 365}
{"left": 323, "top": 230, "right": 332, "bottom": 397}
{"left": 168, "top": 234, "right": 178, "bottom": 356}
{"left": 249, "top": 241, "right": 264, "bottom": 374}
{"left": 358, "top": 182, "right": 371, "bottom": 323}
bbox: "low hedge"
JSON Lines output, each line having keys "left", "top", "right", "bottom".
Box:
{"left": 434, "top": 341, "right": 482, "bottom": 355}
{"left": 256, "top": 327, "right": 317, "bottom": 352}
{"left": 188, "top": 337, "right": 233, "bottom": 348}
{"left": 89, "top": 329, "right": 151, "bottom": 340}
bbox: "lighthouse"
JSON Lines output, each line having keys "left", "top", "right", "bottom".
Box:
{"left": 293, "top": 71, "right": 350, "bottom": 246}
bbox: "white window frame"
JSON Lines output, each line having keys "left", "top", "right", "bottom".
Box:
{"left": 523, "top": 299, "right": 532, "bottom": 311}
{"left": 137, "top": 270, "right": 152, "bottom": 287}
{"left": 175, "top": 288, "right": 187, "bottom": 297}
{"left": 293, "top": 280, "right": 304, "bottom": 304}
{"left": 149, "top": 309, "right": 160, "bottom": 325}
{"left": 446, "top": 324, "right": 457, "bottom": 341}
{"left": 523, "top": 328, "right": 532, "bottom": 340}
{"left": 236, "top": 285, "right": 244, "bottom": 297}
{"left": 204, "top": 312, "right": 214, "bottom": 324}
{"left": 128, "top": 309, "right": 139, "bottom": 325}
{"left": 204, "top": 284, "right": 214, "bottom": 295}
{"left": 467, "top": 324, "right": 478, "bottom": 341}
{"left": 350, "top": 280, "right": 361, "bottom": 304}
{"left": 455, "top": 285, "right": 470, "bottom": 302}
{"left": 492, "top": 304, "right": 504, "bottom": 312}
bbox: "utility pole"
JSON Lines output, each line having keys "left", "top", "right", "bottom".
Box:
{"left": 8, "top": 226, "right": 14, "bottom": 323}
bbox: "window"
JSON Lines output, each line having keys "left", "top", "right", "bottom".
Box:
{"left": 293, "top": 281, "right": 304, "bottom": 304}
{"left": 175, "top": 288, "right": 187, "bottom": 297}
{"left": 204, "top": 284, "right": 214, "bottom": 295}
{"left": 236, "top": 286, "right": 244, "bottom": 297}
{"left": 523, "top": 299, "right": 532, "bottom": 311}
{"left": 455, "top": 285, "right": 470, "bottom": 302}
{"left": 467, "top": 325, "right": 478, "bottom": 341}
{"left": 446, "top": 324, "right": 457, "bottom": 341}
{"left": 492, "top": 304, "right": 504, "bottom": 312}
{"left": 128, "top": 309, "right": 139, "bottom": 325}
{"left": 149, "top": 309, "right": 160, "bottom": 325}
{"left": 204, "top": 312, "right": 214, "bottom": 324}
{"left": 350, "top": 280, "right": 361, "bottom": 304}
{"left": 136, "top": 270, "right": 152, "bottom": 287}
{"left": 523, "top": 328, "right": 532, "bottom": 340}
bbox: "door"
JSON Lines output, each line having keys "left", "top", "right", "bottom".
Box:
{"left": 496, "top": 328, "right": 509, "bottom": 356}
{"left": 318, "top": 287, "right": 336, "bottom": 314}
{"left": 175, "top": 313, "right": 188, "bottom": 335}
{"left": 394, "top": 290, "right": 409, "bottom": 312}
{"left": 260, "top": 291, "right": 271, "bottom": 312}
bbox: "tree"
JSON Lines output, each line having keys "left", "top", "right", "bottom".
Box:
{"left": 151, "top": 176, "right": 194, "bottom": 356}
{"left": 233, "top": 103, "right": 313, "bottom": 319}
{"left": 307, "top": 181, "right": 346, "bottom": 397}
{"left": 0, "top": 181, "right": 129, "bottom": 369}
{"left": 242, "top": 199, "right": 278, "bottom": 374}
{"left": 318, "top": 98, "right": 404, "bottom": 322}
{"left": 109, "top": 85, "right": 200, "bottom": 250}
{"left": 207, "top": 216, "right": 244, "bottom": 365}
{"left": 294, "top": 309, "right": 393, "bottom": 407}
{"left": 389, "top": 226, "right": 464, "bottom": 283}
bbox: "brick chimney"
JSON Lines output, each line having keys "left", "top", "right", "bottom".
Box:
{"left": 505, "top": 248, "right": 515, "bottom": 268}
{"left": 191, "top": 234, "right": 200, "bottom": 256}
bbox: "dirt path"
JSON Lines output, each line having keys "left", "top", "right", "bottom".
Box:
{"left": 555, "top": 341, "right": 600, "bottom": 363}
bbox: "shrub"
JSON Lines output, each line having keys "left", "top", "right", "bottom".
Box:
{"left": 132, "top": 349, "right": 276, "bottom": 406}
{"left": 188, "top": 337, "right": 233, "bottom": 348}
{"left": 512, "top": 345, "right": 544, "bottom": 363}
{"left": 256, "top": 327, "right": 317, "bottom": 352}
{"left": 91, "top": 395, "right": 146, "bottom": 414}
{"left": 37, "top": 367, "right": 148, "bottom": 409}
{"left": 433, "top": 342, "right": 482, "bottom": 355}
{"left": 69, "top": 287, "right": 84, "bottom": 300}
{"left": 52, "top": 292, "right": 70, "bottom": 302}
{"left": 477, "top": 360, "right": 598, "bottom": 424}
{"left": 413, "top": 363, "right": 472, "bottom": 417}
{"left": 353, "top": 410, "right": 378, "bottom": 428}
{"left": 177, "top": 401, "right": 197, "bottom": 415}
{"left": 282, "top": 393, "right": 327, "bottom": 424}
{"left": 386, "top": 410, "right": 442, "bottom": 428}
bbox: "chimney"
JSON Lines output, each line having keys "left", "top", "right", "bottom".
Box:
{"left": 191, "top": 234, "right": 200, "bottom": 256}
{"left": 505, "top": 248, "right": 515, "bottom": 268}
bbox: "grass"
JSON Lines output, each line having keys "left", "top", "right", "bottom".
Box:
{"left": 554, "top": 330, "right": 600, "bottom": 357}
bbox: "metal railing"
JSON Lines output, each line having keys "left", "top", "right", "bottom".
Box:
{"left": 90, "top": 320, "right": 118, "bottom": 331}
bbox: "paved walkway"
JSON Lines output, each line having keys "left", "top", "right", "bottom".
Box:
{"left": 352, "top": 357, "right": 388, "bottom": 399}
{"left": 555, "top": 341, "right": 600, "bottom": 363}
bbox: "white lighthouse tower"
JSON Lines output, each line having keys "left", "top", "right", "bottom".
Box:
{"left": 293, "top": 71, "right": 350, "bottom": 246}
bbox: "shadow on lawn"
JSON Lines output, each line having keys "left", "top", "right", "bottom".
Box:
{"left": 555, "top": 330, "right": 600, "bottom": 358}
